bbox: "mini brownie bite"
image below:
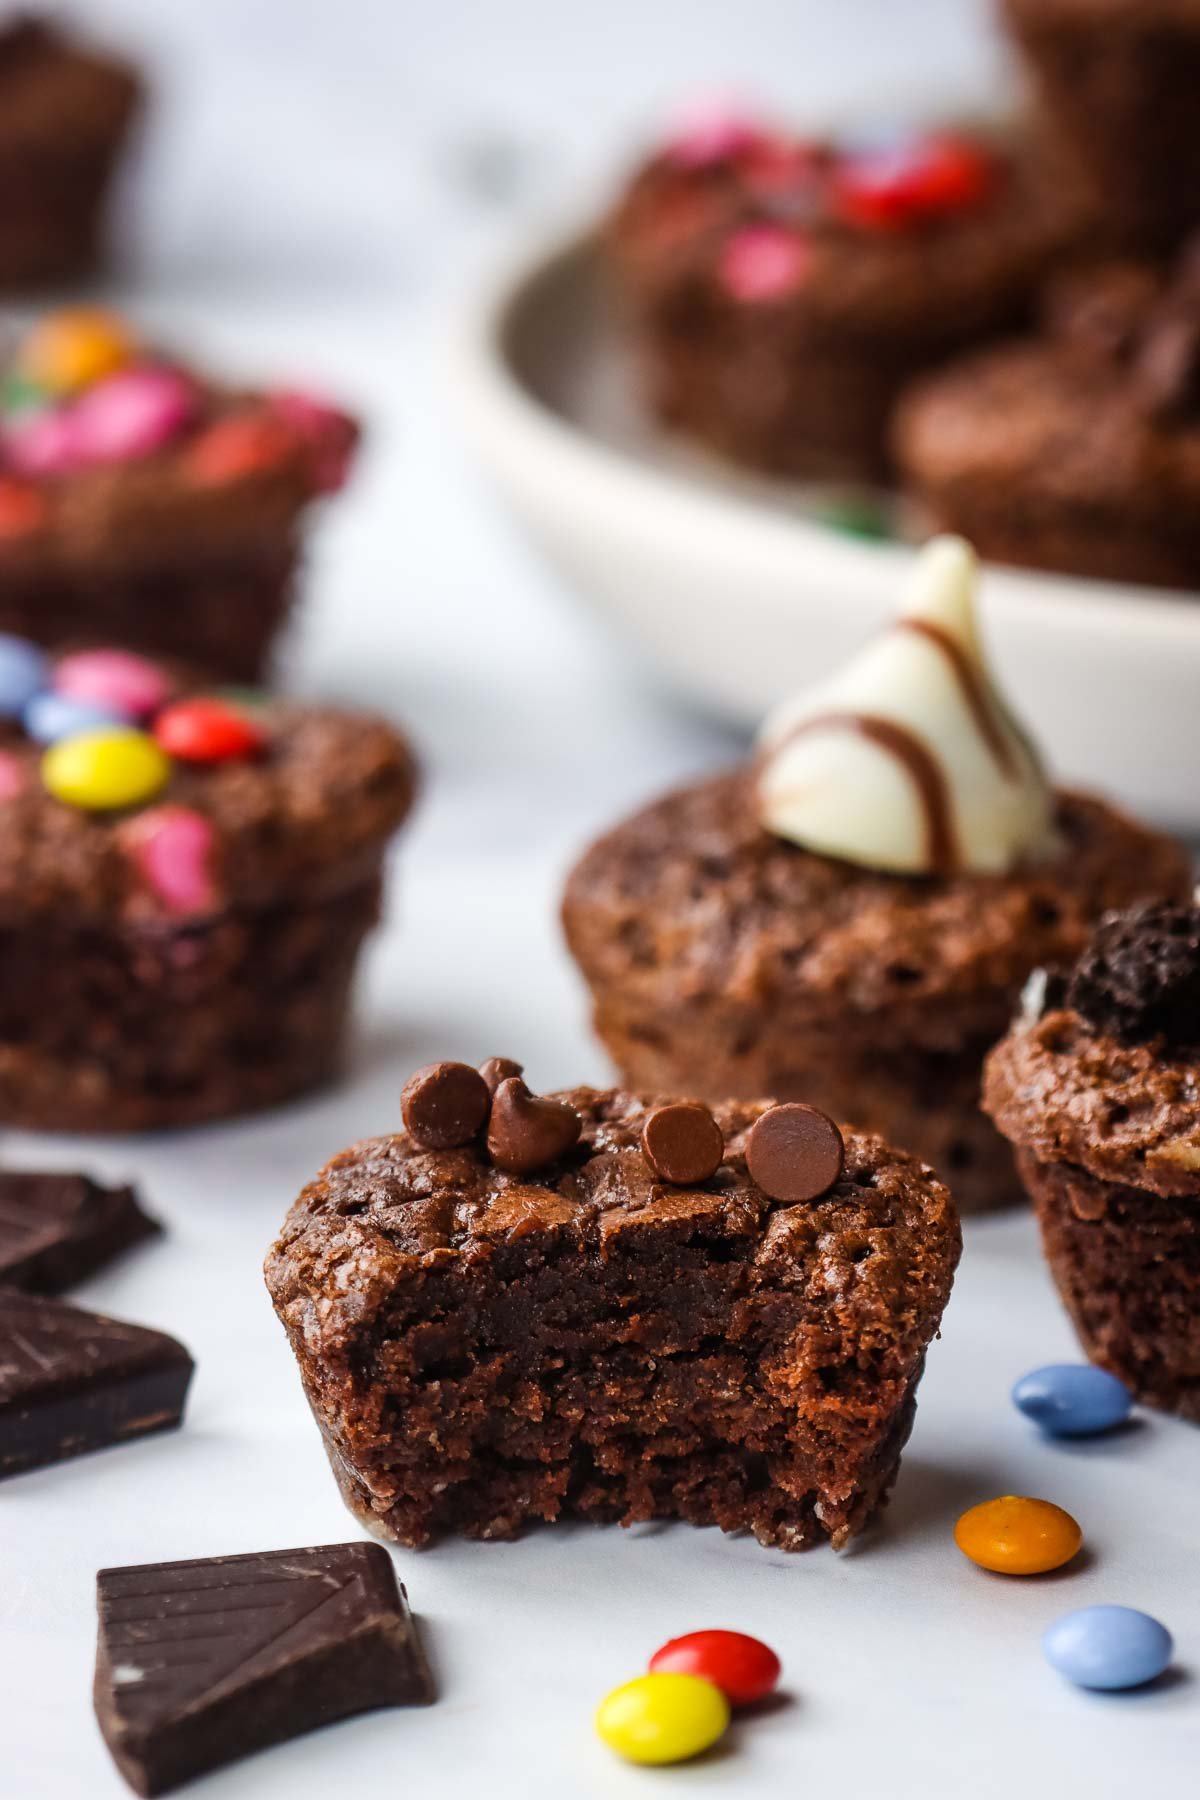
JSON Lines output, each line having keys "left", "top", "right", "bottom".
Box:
{"left": 563, "top": 539, "right": 1190, "bottom": 1213}
{"left": 985, "top": 902, "right": 1200, "bottom": 1421}
{"left": 265, "top": 1063, "right": 960, "bottom": 1551}
{"left": 895, "top": 249, "right": 1200, "bottom": 588}
{"left": 604, "top": 109, "right": 1086, "bottom": 479}
{"left": 0, "top": 16, "right": 141, "bottom": 289}
{"left": 1002, "top": 0, "right": 1200, "bottom": 253}
{"left": 0, "top": 309, "right": 359, "bottom": 680}
{"left": 0, "top": 636, "right": 414, "bottom": 1131}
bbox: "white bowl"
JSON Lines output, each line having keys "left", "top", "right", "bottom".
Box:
{"left": 450, "top": 228, "right": 1200, "bottom": 832}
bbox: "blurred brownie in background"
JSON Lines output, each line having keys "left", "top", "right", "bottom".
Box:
{"left": 0, "top": 15, "right": 141, "bottom": 288}
{"left": 894, "top": 249, "right": 1200, "bottom": 589}
{"left": 0, "top": 309, "right": 359, "bottom": 680}
{"left": 604, "top": 110, "right": 1088, "bottom": 480}
{"left": 1002, "top": 0, "right": 1200, "bottom": 254}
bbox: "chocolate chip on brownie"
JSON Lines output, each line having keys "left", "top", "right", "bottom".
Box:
{"left": 746, "top": 1103, "right": 845, "bottom": 1204}
{"left": 486, "top": 1078, "right": 581, "bottom": 1174}
{"left": 478, "top": 1056, "right": 523, "bottom": 1094}
{"left": 641, "top": 1102, "right": 724, "bottom": 1185}
{"left": 401, "top": 1062, "right": 491, "bottom": 1150}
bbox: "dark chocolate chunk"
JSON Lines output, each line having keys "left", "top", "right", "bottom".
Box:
{"left": 0, "top": 1290, "right": 192, "bottom": 1479}
{"left": 746, "top": 1103, "right": 845, "bottom": 1204}
{"left": 486, "top": 1077, "right": 581, "bottom": 1174}
{"left": 0, "top": 1170, "right": 160, "bottom": 1294}
{"left": 94, "top": 1542, "right": 434, "bottom": 1797}
{"left": 401, "top": 1061, "right": 490, "bottom": 1149}
{"left": 479, "top": 1055, "right": 523, "bottom": 1094}
{"left": 1066, "top": 901, "right": 1200, "bottom": 1048}
{"left": 641, "top": 1102, "right": 724, "bottom": 1185}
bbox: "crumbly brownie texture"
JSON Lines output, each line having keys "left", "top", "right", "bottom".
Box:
{"left": 0, "top": 20, "right": 140, "bottom": 287}
{"left": 895, "top": 252, "right": 1200, "bottom": 588}
{"left": 984, "top": 901, "right": 1200, "bottom": 1419}
{"left": 0, "top": 677, "right": 414, "bottom": 1130}
{"left": 606, "top": 125, "right": 1085, "bottom": 479}
{"left": 1002, "top": 0, "right": 1200, "bottom": 252}
{"left": 562, "top": 771, "right": 1190, "bottom": 1212}
{"left": 266, "top": 1087, "right": 960, "bottom": 1551}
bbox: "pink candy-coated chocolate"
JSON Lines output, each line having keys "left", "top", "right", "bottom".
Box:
{"left": 2, "top": 407, "right": 82, "bottom": 478}
{"left": 270, "top": 390, "right": 356, "bottom": 493}
{"left": 53, "top": 649, "right": 173, "bottom": 722}
{"left": 718, "top": 224, "right": 812, "bottom": 301}
{"left": 122, "top": 805, "right": 216, "bottom": 914}
{"left": 666, "top": 102, "right": 763, "bottom": 170}
{"left": 70, "top": 366, "right": 196, "bottom": 465}
{"left": 0, "top": 750, "right": 25, "bottom": 799}
{"left": 0, "top": 478, "right": 49, "bottom": 537}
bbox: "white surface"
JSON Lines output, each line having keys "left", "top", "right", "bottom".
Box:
{"left": 453, "top": 233, "right": 1200, "bottom": 832}
{"left": 3, "top": 4, "right": 1198, "bottom": 1797}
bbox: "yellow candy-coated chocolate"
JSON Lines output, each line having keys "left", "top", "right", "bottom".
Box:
{"left": 18, "top": 309, "right": 133, "bottom": 395}
{"left": 595, "top": 1673, "right": 730, "bottom": 1766}
{"left": 42, "top": 728, "right": 170, "bottom": 812}
{"left": 954, "top": 1495, "right": 1082, "bottom": 1575}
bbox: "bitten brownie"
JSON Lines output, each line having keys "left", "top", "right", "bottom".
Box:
{"left": 894, "top": 251, "right": 1200, "bottom": 589}
{"left": 1002, "top": 0, "right": 1200, "bottom": 253}
{"left": 984, "top": 902, "right": 1200, "bottom": 1422}
{"left": 563, "top": 774, "right": 1188, "bottom": 1213}
{"left": 604, "top": 113, "right": 1085, "bottom": 479}
{"left": 0, "top": 17, "right": 141, "bottom": 289}
{"left": 0, "top": 309, "right": 359, "bottom": 681}
{"left": 0, "top": 642, "right": 414, "bottom": 1131}
{"left": 266, "top": 1072, "right": 959, "bottom": 1551}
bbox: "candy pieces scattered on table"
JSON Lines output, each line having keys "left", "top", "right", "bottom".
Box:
{"left": 1043, "top": 1606, "right": 1173, "bottom": 1692}
{"left": 94, "top": 1543, "right": 433, "bottom": 1798}
{"left": 954, "top": 1495, "right": 1082, "bottom": 1575}
{"left": 0, "top": 1290, "right": 192, "bottom": 1479}
{"left": 649, "top": 1630, "right": 781, "bottom": 1707}
{"left": 0, "top": 1171, "right": 159, "bottom": 1294}
{"left": 596, "top": 1674, "right": 731, "bottom": 1767}
{"left": 1013, "top": 1364, "right": 1133, "bottom": 1437}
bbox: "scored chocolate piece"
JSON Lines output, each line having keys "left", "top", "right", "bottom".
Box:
{"left": 746, "top": 1103, "right": 846, "bottom": 1205}
{"left": 94, "top": 1542, "right": 434, "bottom": 1797}
{"left": 0, "top": 1290, "right": 192, "bottom": 1479}
{"left": 487, "top": 1077, "right": 581, "bottom": 1174}
{"left": 401, "top": 1060, "right": 490, "bottom": 1150}
{"left": 479, "top": 1055, "right": 523, "bottom": 1094}
{"left": 641, "top": 1102, "right": 724, "bottom": 1185}
{"left": 0, "top": 1170, "right": 160, "bottom": 1294}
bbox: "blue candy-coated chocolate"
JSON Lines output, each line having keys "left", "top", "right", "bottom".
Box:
{"left": 0, "top": 634, "right": 47, "bottom": 718}
{"left": 23, "top": 691, "right": 127, "bottom": 745}
{"left": 1013, "top": 1363, "right": 1132, "bottom": 1436}
{"left": 1043, "top": 1606, "right": 1173, "bottom": 1691}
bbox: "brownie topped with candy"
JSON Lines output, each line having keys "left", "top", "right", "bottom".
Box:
{"left": 266, "top": 1060, "right": 960, "bottom": 1552}
{"left": 605, "top": 108, "right": 1088, "bottom": 478}
{"left": 0, "top": 633, "right": 415, "bottom": 1131}
{"left": 0, "top": 309, "right": 358, "bottom": 681}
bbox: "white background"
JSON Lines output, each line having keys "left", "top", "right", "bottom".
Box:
{"left": 3, "top": 4, "right": 1198, "bottom": 1795}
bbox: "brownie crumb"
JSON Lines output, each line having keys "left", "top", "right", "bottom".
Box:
{"left": 1066, "top": 902, "right": 1200, "bottom": 1049}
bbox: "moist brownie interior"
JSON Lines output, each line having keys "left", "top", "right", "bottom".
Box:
{"left": 267, "top": 1089, "right": 960, "bottom": 1551}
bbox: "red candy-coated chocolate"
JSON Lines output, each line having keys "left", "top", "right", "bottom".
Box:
{"left": 270, "top": 391, "right": 357, "bottom": 493}
{"left": 153, "top": 697, "right": 264, "bottom": 763}
{"left": 648, "top": 1631, "right": 781, "bottom": 1707}
{"left": 832, "top": 133, "right": 995, "bottom": 231}
{"left": 184, "top": 412, "right": 298, "bottom": 487}
{"left": 0, "top": 478, "right": 48, "bottom": 538}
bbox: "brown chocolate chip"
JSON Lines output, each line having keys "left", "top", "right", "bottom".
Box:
{"left": 641, "top": 1103, "right": 724, "bottom": 1185}
{"left": 479, "top": 1056, "right": 523, "bottom": 1095}
{"left": 487, "top": 1078, "right": 581, "bottom": 1175}
{"left": 745, "top": 1102, "right": 844, "bottom": 1205}
{"left": 401, "top": 1061, "right": 490, "bottom": 1150}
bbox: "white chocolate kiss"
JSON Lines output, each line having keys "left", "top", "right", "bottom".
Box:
{"left": 756, "top": 536, "right": 1055, "bottom": 875}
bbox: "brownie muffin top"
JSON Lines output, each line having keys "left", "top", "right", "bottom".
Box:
{"left": 894, "top": 256, "right": 1200, "bottom": 524}
{"left": 984, "top": 901, "right": 1200, "bottom": 1198}
{"left": 1004, "top": 0, "right": 1200, "bottom": 23}
{"left": 607, "top": 117, "right": 1084, "bottom": 343}
{"left": 563, "top": 770, "right": 1191, "bottom": 1052}
{"left": 266, "top": 1083, "right": 960, "bottom": 1350}
{"left": 0, "top": 17, "right": 140, "bottom": 153}
{"left": 0, "top": 641, "right": 415, "bottom": 926}
{"left": 0, "top": 310, "right": 358, "bottom": 577}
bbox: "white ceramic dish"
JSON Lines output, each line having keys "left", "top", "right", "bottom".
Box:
{"left": 451, "top": 229, "right": 1200, "bottom": 832}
